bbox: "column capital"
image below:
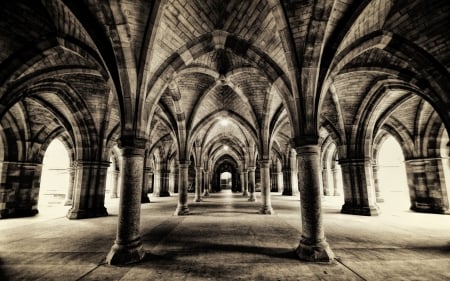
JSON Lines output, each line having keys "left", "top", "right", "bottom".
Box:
{"left": 295, "top": 144, "right": 320, "bottom": 155}
{"left": 119, "top": 136, "right": 148, "bottom": 150}
{"left": 73, "top": 160, "right": 111, "bottom": 168}
{"left": 258, "top": 159, "right": 271, "bottom": 167}
{"left": 292, "top": 135, "right": 319, "bottom": 147}
{"left": 248, "top": 166, "right": 256, "bottom": 172}
{"left": 178, "top": 161, "right": 191, "bottom": 168}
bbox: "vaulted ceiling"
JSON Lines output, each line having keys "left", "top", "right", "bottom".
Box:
{"left": 0, "top": 0, "right": 449, "bottom": 168}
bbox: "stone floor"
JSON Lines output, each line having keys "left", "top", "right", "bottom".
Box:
{"left": 0, "top": 191, "right": 449, "bottom": 281}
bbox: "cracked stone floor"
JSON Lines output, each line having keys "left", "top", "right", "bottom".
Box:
{"left": 0, "top": 190, "right": 449, "bottom": 281}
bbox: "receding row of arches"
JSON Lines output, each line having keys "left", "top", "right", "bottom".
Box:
{"left": 37, "top": 128, "right": 433, "bottom": 217}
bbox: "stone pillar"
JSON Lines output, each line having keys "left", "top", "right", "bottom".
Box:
{"left": 152, "top": 169, "right": 161, "bottom": 196}
{"left": 173, "top": 164, "right": 179, "bottom": 193}
{"left": 66, "top": 161, "right": 109, "bottom": 219}
{"left": 65, "top": 166, "right": 76, "bottom": 205}
{"left": 270, "top": 161, "right": 278, "bottom": 192}
{"left": 295, "top": 145, "right": 334, "bottom": 262}
{"left": 0, "top": 162, "right": 43, "bottom": 218}
{"left": 405, "top": 158, "right": 450, "bottom": 214}
{"left": 259, "top": 160, "right": 274, "bottom": 214}
{"left": 158, "top": 169, "right": 171, "bottom": 197}
{"left": 203, "top": 170, "right": 210, "bottom": 197}
{"left": 372, "top": 163, "right": 384, "bottom": 203}
{"left": 322, "top": 168, "right": 332, "bottom": 196}
{"left": 248, "top": 166, "right": 257, "bottom": 202}
{"left": 282, "top": 167, "right": 293, "bottom": 196}
{"left": 194, "top": 167, "right": 203, "bottom": 202}
{"left": 339, "top": 158, "right": 380, "bottom": 216}
{"left": 106, "top": 144, "right": 146, "bottom": 265}
{"left": 141, "top": 167, "right": 151, "bottom": 203}
{"left": 174, "top": 161, "right": 190, "bottom": 215}
{"left": 331, "top": 167, "right": 341, "bottom": 196}
{"left": 242, "top": 169, "right": 249, "bottom": 196}
{"left": 110, "top": 170, "right": 120, "bottom": 199}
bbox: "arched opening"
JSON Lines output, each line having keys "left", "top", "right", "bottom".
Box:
{"left": 377, "top": 135, "right": 409, "bottom": 211}
{"left": 38, "top": 138, "right": 70, "bottom": 213}
{"left": 220, "top": 171, "right": 232, "bottom": 190}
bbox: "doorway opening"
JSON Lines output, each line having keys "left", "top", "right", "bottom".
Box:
{"left": 220, "top": 172, "right": 232, "bottom": 190}
{"left": 377, "top": 135, "right": 409, "bottom": 211}
{"left": 38, "top": 138, "right": 70, "bottom": 212}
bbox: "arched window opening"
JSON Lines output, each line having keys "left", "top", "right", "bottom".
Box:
{"left": 377, "top": 135, "right": 409, "bottom": 211}
{"left": 38, "top": 139, "right": 70, "bottom": 212}
{"left": 220, "top": 172, "right": 232, "bottom": 190}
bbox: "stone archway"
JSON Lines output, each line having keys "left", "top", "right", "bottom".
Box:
{"left": 213, "top": 157, "right": 239, "bottom": 193}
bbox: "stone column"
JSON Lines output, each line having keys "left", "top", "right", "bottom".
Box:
{"left": 106, "top": 143, "right": 146, "bottom": 265}
{"left": 322, "top": 168, "right": 332, "bottom": 196}
{"left": 110, "top": 170, "right": 120, "bottom": 198}
{"left": 339, "top": 158, "right": 380, "bottom": 216}
{"left": 173, "top": 164, "right": 179, "bottom": 193}
{"left": 242, "top": 169, "right": 249, "bottom": 196}
{"left": 248, "top": 166, "right": 257, "bottom": 202}
{"left": 295, "top": 145, "right": 334, "bottom": 262}
{"left": 141, "top": 167, "right": 151, "bottom": 203}
{"left": 270, "top": 161, "right": 278, "bottom": 192}
{"left": 372, "top": 163, "right": 384, "bottom": 203}
{"left": 66, "top": 160, "right": 109, "bottom": 219}
{"left": 405, "top": 158, "right": 450, "bottom": 214}
{"left": 152, "top": 168, "right": 161, "bottom": 196}
{"left": 174, "top": 161, "right": 190, "bottom": 215}
{"left": 203, "top": 170, "right": 210, "bottom": 197}
{"left": 282, "top": 167, "right": 293, "bottom": 196}
{"left": 331, "top": 167, "right": 341, "bottom": 196}
{"left": 194, "top": 167, "right": 203, "bottom": 202}
{"left": 158, "top": 169, "right": 171, "bottom": 197}
{"left": 65, "top": 166, "right": 76, "bottom": 205}
{"left": 259, "top": 160, "right": 274, "bottom": 214}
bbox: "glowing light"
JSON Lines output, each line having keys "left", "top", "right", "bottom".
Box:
{"left": 223, "top": 145, "right": 229, "bottom": 151}
{"left": 219, "top": 118, "right": 229, "bottom": 126}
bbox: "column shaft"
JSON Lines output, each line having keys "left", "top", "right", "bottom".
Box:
{"left": 295, "top": 145, "right": 334, "bottom": 262}
{"left": 203, "top": 170, "right": 210, "bottom": 197}
{"left": 174, "top": 162, "right": 190, "bottom": 215}
{"left": 248, "top": 167, "right": 257, "bottom": 202}
{"left": 65, "top": 166, "right": 76, "bottom": 205}
{"left": 106, "top": 146, "right": 146, "bottom": 265}
{"left": 194, "top": 167, "right": 203, "bottom": 202}
{"left": 340, "top": 158, "right": 380, "bottom": 216}
{"left": 242, "top": 169, "right": 249, "bottom": 196}
{"left": 66, "top": 161, "right": 109, "bottom": 219}
{"left": 259, "top": 160, "right": 274, "bottom": 214}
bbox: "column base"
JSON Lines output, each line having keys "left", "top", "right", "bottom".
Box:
{"left": 242, "top": 190, "right": 249, "bottom": 196}
{"left": 66, "top": 207, "right": 108, "bottom": 219}
{"left": 248, "top": 195, "right": 257, "bottom": 202}
{"left": 282, "top": 190, "right": 293, "bottom": 196}
{"left": 141, "top": 195, "right": 150, "bottom": 204}
{"left": 411, "top": 202, "right": 450, "bottom": 214}
{"left": 295, "top": 239, "right": 335, "bottom": 262}
{"left": 341, "top": 203, "right": 380, "bottom": 216}
{"left": 174, "top": 205, "right": 190, "bottom": 216}
{"left": 106, "top": 238, "right": 146, "bottom": 265}
{"left": 0, "top": 208, "right": 38, "bottom": 219}
{"left": 155, "top": 191, "right": 171, "bottom": 197}
{"left": 194, "top": 197, "right": 203, "bottom": 202}
{"left": 258, "top": 206, "right": 274, "bottom": 215}
{"left": 203, "top": 191, "right": 210, "bottom": 197}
